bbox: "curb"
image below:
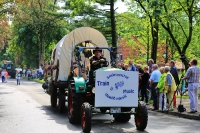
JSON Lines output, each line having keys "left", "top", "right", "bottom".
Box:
{"left": 148, "top": 109, "right": 200, "bottom": 120}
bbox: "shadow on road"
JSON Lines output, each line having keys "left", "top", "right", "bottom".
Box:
{"left": 0, "top": 92, "right": 13, "bottom": 95}
{"left": 38, "top": 105, "right": 148, "bottom": 133}
{"left": 38, "top": 105, "right": 82, "bottom": 132}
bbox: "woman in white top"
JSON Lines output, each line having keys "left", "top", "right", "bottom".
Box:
{"left": 1, "top": 69, "right": 5, "bottom": 83}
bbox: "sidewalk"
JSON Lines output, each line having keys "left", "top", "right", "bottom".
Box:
{"left": 147, "top": 98, "right": 200, "bottom": 120}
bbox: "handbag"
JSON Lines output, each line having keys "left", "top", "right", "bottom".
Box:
{"left": 178, "top": 104, "right": 186, "bottom": 112}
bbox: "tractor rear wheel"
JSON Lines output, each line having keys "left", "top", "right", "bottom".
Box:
{"left": 135, "top": 103, "right": 148, "bottom": 131}
{"left": 81, "top": 102, "right": 91, "bottom": 133}
{"left": 114, "top": 108, "right": 131, "bottom": 122}
{"left": 51, "top": 84, "right": 57, "bottom": 107}
{"left": 68, "top": 82, "right": 85, "bottom": 123}
{"left": 59, "top": 90, "right": 66, "bottom": 113}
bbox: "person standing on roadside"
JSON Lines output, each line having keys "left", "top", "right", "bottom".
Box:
{"left": 148, "top": 59, "right": 154, "bottom": 100}
{"left": 169, "top": 60, "right": 180, "bottom": 108}
{"left": 156, "top": 67, "right": 167, "bottom": 111}
{"left": 149, "top": 64, "right": 161, "bottom": 110}
{"left": 164, "top": 66, "right": 177, "bottom": 111}
{"left": 182, "top": 59, "right": 200, "bottom": 113}
{"left": 148, "top": 59, "right": 154, "bottom": 75}
{"left": 16, "top": 71, "right": 21, "bottom": 85}
{"left": 128, "top": 60, "right": 137, "bottom": 71}
{"left": 140, "top": 66, "right": 150, "bottom": 104}
{"left": 137, "top": 64, "right": 144, "bottom": 74}
{"left": 27, "top": 69, "right": 31, "bottom": 81}
{"left": 4, "top": 70, "right": 8, "bottom": 82}
{"left": 39, "top": 66, "right": 43, "bottom": 80}
{"left": 1, "top": 69, "right": 5, "bottom": 83}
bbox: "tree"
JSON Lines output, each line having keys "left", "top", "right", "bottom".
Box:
{"left": 10, "top": 0, "right": 69, "bottom": 68}
{"left": 158, "top": 0, "right": 200, "bottom": 69}
{"left": 126, "top": 0, "right": 161, "bottom": 63}
{"left": 116, "top": 12, "right": 152, "bottom": 63}
{"left": 130, "top": 0, "right": 200, "bottom": 69}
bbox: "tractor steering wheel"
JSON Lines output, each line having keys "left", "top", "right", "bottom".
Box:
{"left": 99, "top": 60, "right": 109, "bottom": 68}
{"left": 93, "top": 60, "right": 109, "bottom": 69}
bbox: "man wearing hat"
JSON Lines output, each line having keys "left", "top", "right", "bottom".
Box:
{"left": 87, "top": 47, "right": 106, "bottom": 85}
{"left": 90, "top": 47, "right": 107, "bottom": 71}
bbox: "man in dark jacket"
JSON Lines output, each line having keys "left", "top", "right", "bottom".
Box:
{"left": 169, "top": 60, "right": 180, "bottom": 108}
{"left": 169, "top": 60, "right": 180, "bottom": 85}
{"left": 90, "top": 47, "right": 106, "bottom": 71}
{"left": 88, "top": 47, "right": 107, "bottom": 85}
{"left": 136, "top": 64, "right": 144, "bottom": 74}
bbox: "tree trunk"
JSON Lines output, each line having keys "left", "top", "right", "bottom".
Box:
{"left": 151, "top": 21, "right": 158, "bottom": 63}
{"left": 165, "top": 38, "right": 169, "bottom": 63}
{"left": 39, "top": 25, "right": 44, "bottom": 66}
{"left": 110, "top": 0, "right": 116, "bottom": 48}
{"left": 110, "top": 0, "right": 117, "bottom": 65}
{"left": 147, "top": 24, "right": 150, "bottom": 64}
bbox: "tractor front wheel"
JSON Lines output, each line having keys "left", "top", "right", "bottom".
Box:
{"left": 68, "top": 82, "right": 85, "bottom": 123}
{"left": 81, "top": 102, "right": 91, "bottom": 133}
{"left": 134, "top": 103, "right": 148, "bottom": 131}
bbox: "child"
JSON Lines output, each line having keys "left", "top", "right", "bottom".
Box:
{"left": 156, "top": 67, "right": 167, "bottom": 111}
{"left": 4, "top": 70, "right": 8, "bottom": 82}
{"left": 16, "top": 71, "right": 21, "bottom": 85}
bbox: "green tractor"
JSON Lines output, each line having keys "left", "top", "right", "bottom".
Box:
{"left": 68, "top": 46, "right": 148, "bottom": 132}
{"left": 42, "top": 27, "right": 148, "bottom": 133}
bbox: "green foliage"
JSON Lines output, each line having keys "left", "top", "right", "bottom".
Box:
{"left": 1, "top": 0, "right": 200, "bottom": 69}
{"left": 63, "top": 0, "right": 118, "bottom": 45}
{"left": 8, "top": 0, "right": 69, "bottom": 68}
{"left": 122, "top": 0, "right": 200, "bottom": 66}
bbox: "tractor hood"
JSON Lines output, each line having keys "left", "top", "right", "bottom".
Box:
{"left": 97, "top": 67, "right": 124, "bottom": 71}
{"left": 94, "top": 67, "right": 124, "bottom": 76}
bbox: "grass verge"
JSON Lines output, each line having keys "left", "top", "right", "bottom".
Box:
{"left": 176, "top": 95, "right": 189, "bottom": 99}
{"left": 33, "top": 78, "right": 45, "bottom": 84}
{"left": 176, "top": 93, "right": 200, "bottom": 99}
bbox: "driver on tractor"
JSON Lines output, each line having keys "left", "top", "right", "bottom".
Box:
{"left": 90, "top": 47, "right": 106, "bottom": 71}
{"left": 87, "top": 47, "right": 107, "bottom": 85}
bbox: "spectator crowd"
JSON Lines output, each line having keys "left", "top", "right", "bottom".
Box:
{"left": 117, "top": 58, "right": 200, "bottom": 113}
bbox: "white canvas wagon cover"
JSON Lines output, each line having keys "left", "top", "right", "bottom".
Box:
{"left": 52, "top": 27, "right": 110, "bottom": 81}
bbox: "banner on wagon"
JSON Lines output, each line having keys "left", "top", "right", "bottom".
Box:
{"left": 95, "top": 71, "right": 138, "bottom": 107}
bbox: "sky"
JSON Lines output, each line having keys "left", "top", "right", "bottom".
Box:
{"left": 57, "top": 0, "right": 128, "bottom": 13}
{"left": 115, "top": 0, "right": 128, "bottom": 13}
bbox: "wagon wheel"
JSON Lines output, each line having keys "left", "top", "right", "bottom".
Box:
{"left": 134, "top": 102, "right": 148, "bottom": 131}
{"left": 81, "top": 102, "right": 91, "bottom": 133}
{"left": 68, "top": 81, "right": 85, "bottom": 123}
{"left": 58, "top": 89, "right": 66, "bottom": 113}
{"left": 51, "top": 84, "right": 57, "bottom": 107}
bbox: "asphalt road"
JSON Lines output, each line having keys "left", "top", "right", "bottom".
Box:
{"left": 0, "top": 79, "right": 200, "bottom": 133}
